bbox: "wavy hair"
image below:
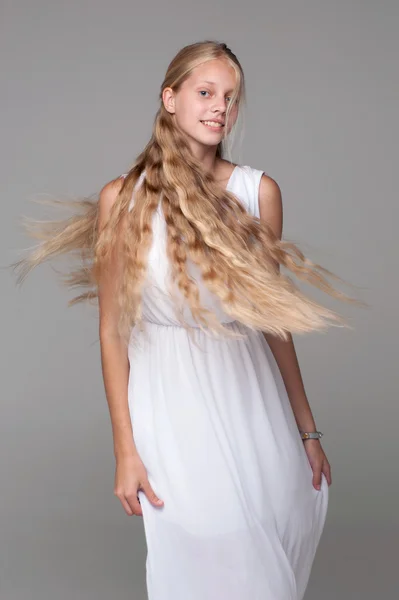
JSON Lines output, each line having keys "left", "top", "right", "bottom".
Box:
{"left": 11, "top": 40, "right": 366, "bottom": 345}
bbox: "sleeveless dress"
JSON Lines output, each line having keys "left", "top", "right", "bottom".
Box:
{"left": 123, "top": 165, "right": 329, "bottom": 600}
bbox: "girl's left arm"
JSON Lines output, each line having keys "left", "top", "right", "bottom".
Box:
{"left": 258, "top": 174, "right": 332, "bottom": 488}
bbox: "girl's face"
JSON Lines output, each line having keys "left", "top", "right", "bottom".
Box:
{"left": 163, "top": 59, "right": 240, "bottom": 151}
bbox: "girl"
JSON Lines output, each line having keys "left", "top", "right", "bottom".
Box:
{"left": 13, "top": 40, "right": 363, "bottom": 600}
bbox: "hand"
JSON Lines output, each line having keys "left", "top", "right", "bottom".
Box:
{"left": 303, "top": 439, "right": 332, "bottom": 490}
{"left": 114, "top": 453, "right": 164, "bottom": 516}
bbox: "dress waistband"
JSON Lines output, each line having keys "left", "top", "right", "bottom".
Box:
{"left": 142, "top": 319, "right": 239, "bottom": 329}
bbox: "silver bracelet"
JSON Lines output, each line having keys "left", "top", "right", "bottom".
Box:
{"left": 300, "top": 430, "right": 323, "bottom": 441}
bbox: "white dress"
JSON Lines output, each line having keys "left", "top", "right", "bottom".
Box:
{"left": 124, "top": 165, "right": 329, "bottom": 600}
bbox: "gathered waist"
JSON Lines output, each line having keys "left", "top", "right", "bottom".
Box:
{"left": 142, "top": 318, "right": 239, "bottom": 329}
{"left": 128, "top": 319, "right": 256, "bottom": 353}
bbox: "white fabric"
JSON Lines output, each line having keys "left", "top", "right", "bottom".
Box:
{"left": 124, "top": 165, "right": 329, "bottom": 600}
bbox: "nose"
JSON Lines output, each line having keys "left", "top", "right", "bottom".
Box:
{"left": 211, "top": 95, "right": 228, "bottom": 113}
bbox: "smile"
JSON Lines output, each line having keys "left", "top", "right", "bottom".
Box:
{"left": 200, "top": 120, "right": 224, "bottom": 129}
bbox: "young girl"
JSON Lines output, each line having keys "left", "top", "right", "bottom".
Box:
{"left": 14, "top": 40, "right": 362, "bottom": 600}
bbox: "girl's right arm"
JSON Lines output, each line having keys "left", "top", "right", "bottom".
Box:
{"left": 97, "top": 177, "right": 137, "bottom": 460}
{"left": 97, "top": 177, "right": 164, "bottom": 516}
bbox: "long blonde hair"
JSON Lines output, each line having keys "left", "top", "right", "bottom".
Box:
{"left": 11, "top": 40, "right": 366, "bottom": 345}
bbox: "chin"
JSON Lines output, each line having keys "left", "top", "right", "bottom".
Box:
{"left": 184, "top": 130, "right": 222, "bottom": 148}
{"left": 199, "top": 137, "right": 223, "bottom": 148}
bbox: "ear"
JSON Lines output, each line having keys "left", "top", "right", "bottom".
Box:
{"left": 162, "top": 87, "right": 176, "bottom": 114}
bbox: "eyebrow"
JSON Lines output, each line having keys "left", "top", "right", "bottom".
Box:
{"left": 197, "top": 80, "right": 235, "bottom": 93}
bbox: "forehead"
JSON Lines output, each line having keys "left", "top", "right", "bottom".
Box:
{"left": 185, "top": 59, "right": 237, "bottom": 90}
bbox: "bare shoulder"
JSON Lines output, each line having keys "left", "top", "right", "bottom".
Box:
{"left": 258, "top": 173, "right": 283, "bottom": 239}
{"left": 98, "top": 175, "right": 125, "bottom": 229}
{"left": 99, "top": 175, "right": 125, "bottom": 210}
{"left": 259, "top": 173, "right": 282, "bottom": 209}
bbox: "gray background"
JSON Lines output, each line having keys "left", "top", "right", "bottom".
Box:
{"left": 1, "top": 1, "right": 398, "bottom": 598}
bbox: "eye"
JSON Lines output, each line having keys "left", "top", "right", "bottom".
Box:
{"left": 199, "top": 90, "right": 236, "bottom": 103}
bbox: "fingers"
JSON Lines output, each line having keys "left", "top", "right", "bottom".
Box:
{"left": 114, "top": 478, "right": 164, "bottom": 517}
{"left": 312, "top": 459, "right": 332, "bottom": 490}
{"left": 312, "top": 474, "right": 322, "bottom": 490}
{"left": 115, "top": 489, "right": 143, "bottom": 516}
{"left": 312, "top": 462, "right": 323, "bottom": 490}
{"left": 140, "top": 480, "right": 164, "bottom": 508}
{"left": 323, "top": 461, "right": 332, "bottom": 486}
{"left": 126, "top": 493, "right": 143, "bottom": 516}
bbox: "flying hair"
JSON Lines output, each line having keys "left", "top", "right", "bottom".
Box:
{"left": 11, "top": 40, "right": 367, "bottom": 347}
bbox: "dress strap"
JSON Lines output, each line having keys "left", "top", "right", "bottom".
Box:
{"left": 241, "top": 166, "right": 263, "bottom": 218}
{"left": 125, "top": 170, "right": 146, "bottom": 212}
{"left": 252, "top": 168, "right": 264, "bottom": 219}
